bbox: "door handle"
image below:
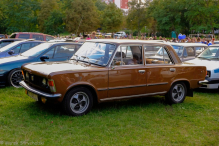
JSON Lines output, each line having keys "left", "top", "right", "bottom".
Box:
{"left": 170, "top": 68, "right": 176, "bottom": 72}
{"left": 138, "top": 70, "right": 145, "bottom": 73}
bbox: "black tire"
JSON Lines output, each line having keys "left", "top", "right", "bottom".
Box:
{"left": 7, "top": 69, "right": 23, "bottom": 88}
{"left": 165, "top": 82, "right": 187, "bottom": 104}
{"left": 62, "top": 87, "right": 93, "bottom": 116}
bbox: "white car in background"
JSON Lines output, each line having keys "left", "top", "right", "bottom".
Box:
{"left": 214, "top": 41, "right": 219, "bottom": 44}
{"left": 114, "top": 32, "right": 126, "bottom": 38}
{"left": 170, "top": 43, "right": 208, "bottom": 62}
{"left": 185, "top": 44, "right": 219, "bottom": 89}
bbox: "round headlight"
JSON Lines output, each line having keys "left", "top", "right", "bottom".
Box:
{"left": 42, "top": 78, "right": 46, "bottom": 85}
{"left": 26, "top": 72, "right": 29, "bottom": 79}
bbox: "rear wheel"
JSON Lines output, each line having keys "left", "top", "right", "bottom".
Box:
{"left": 8, "top": 69, "right": 23, "bottom": 88}
{"left": 62, "top": 87, "right": 93, "bottom": 116}
{"left": 166, "top": 82, "right": 187, "bottom": 104}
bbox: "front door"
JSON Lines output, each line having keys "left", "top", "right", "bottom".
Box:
{"left": 108, "top": 45, "right": 147, "bottom": 98}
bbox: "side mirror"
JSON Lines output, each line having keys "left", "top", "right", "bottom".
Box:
{"left": 8, "top": 50, "right": 14, "bottom": 55}
{"left": 40, "top": 56, "right": 49, "bottom": 61}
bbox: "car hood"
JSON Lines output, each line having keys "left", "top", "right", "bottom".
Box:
{"left": 184, "top": 58, "right": 219, "bottom": 70}
{"left": 0, "top": 55, "right": 32, "bottom": 64}
{"left": 23, "top": 61, "right": 105, "bottom": 76}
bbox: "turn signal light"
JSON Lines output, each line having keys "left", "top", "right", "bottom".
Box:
{"left": 22, "top": 70, "right": 25, "bottom": 80}
{"left": 48, "top": 79, "right": 56, "bottom": 92}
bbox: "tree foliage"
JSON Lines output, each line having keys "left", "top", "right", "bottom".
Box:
{"left": 101, "top": 3, "right": 124, "bottom": 33}
{"left": 65, "top": 0, "right": 99, "bottom": 35}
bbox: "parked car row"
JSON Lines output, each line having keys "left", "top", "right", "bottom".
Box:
{"left": 0, "top": 37, "right": 217, "bottom": 116}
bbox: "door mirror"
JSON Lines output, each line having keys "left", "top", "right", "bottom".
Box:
{"left": 40, "top": 56, "right": 49, "bottom": 61}
{"left": 8, "top": 50, "right": 15, "bottom": 55}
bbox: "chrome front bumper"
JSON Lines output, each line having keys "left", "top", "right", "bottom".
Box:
{"left": 19, "top": 81, "right": 61, "bottom": 98}
{"left": 199, "top": 80, "right": 209, "bottom": 84}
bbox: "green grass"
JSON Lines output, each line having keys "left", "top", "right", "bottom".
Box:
{"left": 0, "top": 87, "right": 219, "bottom": 145}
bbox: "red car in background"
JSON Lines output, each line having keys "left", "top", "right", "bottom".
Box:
{"left": 10, "top": 32, "right": 55, "bottom": 41}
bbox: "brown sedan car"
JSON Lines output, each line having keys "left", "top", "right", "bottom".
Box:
{"left": 20, "top": 40, "right": 206, "bottom": 116}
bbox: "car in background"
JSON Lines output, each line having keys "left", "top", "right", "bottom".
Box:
{"left": 0, "top": 34, "right": 6, "bottom": 38}
{"left": 0, "top": 42, "right": 82, "bottom": 88}
{"left": 19, "top": 39, "right": 206, "bottom": 116}
{"left": 105, "top": 33, "right": 112, "bottom": 38}
{"left": 186, "top": 44, "right": 219, "bottom": 89}
{"left": 10, "top": 32, "right": 55, "bottom": 41}
{"left": 0, "top": 40, "right": 43, "bottom": 58}
{"left": 170, "top": 43, "right": 208, "bottom": 62}
{"left": 0, "top": 38, "right": 24, "bottom": 49}
{"left": 96, "top": 32, "right": 102, "bottom": 38}
{"left": 214, "top": 41, "right": 219, "bottom": 44}
{"left": 114, "top": 32, "right": 126, "bottom": 38}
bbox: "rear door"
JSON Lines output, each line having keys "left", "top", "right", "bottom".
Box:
{"left": 144, "top": 45, "right": 176, "bottom": 94}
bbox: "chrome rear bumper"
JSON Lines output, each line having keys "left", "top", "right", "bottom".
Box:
{"left": 19, "top": 81, "right": 61, "bottom": 98}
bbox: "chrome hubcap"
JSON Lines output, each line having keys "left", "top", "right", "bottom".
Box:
{"left": 10, "top": 70, "right": 23, "bottom": 88}
{"left": 70, "top": 92, "right": 89, "bottom": 114}
{"left": 172, "top": 84, "right": 185, "bottom": 102}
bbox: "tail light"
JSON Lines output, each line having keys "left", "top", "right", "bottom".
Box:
{"left": 48, "top": 79, "right": 56, "bottom": 92}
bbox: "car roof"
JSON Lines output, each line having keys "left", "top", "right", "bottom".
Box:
{"left": 0, "top": 38, "right": 25, "bottom": 41}
{"left": 86, "top": 39, "right": 166, "bottom": 45}
{"left": 170, "top": 43, "right": 207, "bottom": 47}
{"left": 44, "top": 42, "right": 82, "bottom": 46}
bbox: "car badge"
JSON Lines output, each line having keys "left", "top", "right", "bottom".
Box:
{"left": 31, "top": 76, "right": 34, "bottom": 81}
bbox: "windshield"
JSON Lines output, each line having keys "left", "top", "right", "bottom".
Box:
{"left": 0, "top": 41, "right": 13, "bottom": 48}
{"left": 0, "top": 41, "right": 22, "bottom": 52}
{"left": 21, "top": 43, "right": 52, "bottom": 57}
{"left": 72, "top": 42, "right": 116, "bottom": 66}
{"left": 198, "top": 46, "right": 219, "bottom": 60}
{"left": 172, "top": 45, "right": 184, "bottom": 56}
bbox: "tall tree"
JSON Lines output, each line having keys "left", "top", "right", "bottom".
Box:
{"left": 65, "top": 0, "right": 99, "bottom": 35}
{"left": 38, "top": 0, "right": 59, "bottom": 32}
{"left": 101, "top": 3, "right": 124, "bottom": 33}
{"left": 127, "top": 0, "right": 148, "bottom": 36}
{"left": 3, "top": 0, "right": 40, "bottom": 33}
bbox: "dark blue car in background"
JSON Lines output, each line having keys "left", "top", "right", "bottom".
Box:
{"left": 0, "top": 40, "right": 43, "bottom": 58}
{"left": 0, "top": 38, "right": 24, "bottom": 49}
{"left": 0, "top": 42, "right": 82, "bottom": 87}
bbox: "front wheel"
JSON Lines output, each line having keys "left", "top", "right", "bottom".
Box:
{"left": 62, "top": 87, "right": 93, "bottom": 116}
{"left": 8, "top": 69, "right": 23, "bottom": 88}
{"left": 166, "top": 82, "right": 187, "bottom": 104}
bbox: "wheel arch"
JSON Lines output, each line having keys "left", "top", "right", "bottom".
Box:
{"left": 63, "top": 83, "right": 99, "bottom": 104}
{"left": 170, "top": 79, "right": 192, "bottom": 97}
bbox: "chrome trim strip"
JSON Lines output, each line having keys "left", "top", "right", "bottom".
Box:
{"left": 19, "top": 81, "right": 61, "bottom": 98}
{"left": 147, "top": 82, "right": 168, "bottom": 86}
{"left": 97, "top": 88, "right": 108, "bottom": 91}
{"left": 100, "top": 91, "right": 167, "bottom": 101}
{"left": 109, "top": 84, "right": 146, "bottom": 90}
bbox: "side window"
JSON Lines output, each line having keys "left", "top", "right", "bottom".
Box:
{"left": 32, "top": 35, "right": 44, "bottom": 41}
{"left": 18, "top": 34, "right": 30, "bottom": 39}
{"left": 11, "top": 45, "right": 21, "bottom": 54}
{"left": 112, "top": 46, "right": 142, "bottom": 66}
{"left": 186, "top": 47, "right": 195, "bottom": 56}
{"left": 20, "top": 43, "right": 31, "bottom": 53}
{"left": 43, "top": 48, "right": 55, "bottom": 58}
{"left": 145, "top": 46, "right": 173, "bottom": 64}
{"left": 31, "top": 42, "right": 40, "bottom": 48}
{"left": 53, "top": 45, "right": 76, "bottom": 58}
{"left": 46, "top": 36, "right": 54, "bottom": 41}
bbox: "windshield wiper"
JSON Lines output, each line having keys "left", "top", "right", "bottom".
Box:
{"left": 71, "top": 54, "right": 79, "bottom": 62}
{"left": 81, "top": 56, "right": 90, "bottom": 64}
{"left": 198, "top": 57, "right": 211, "bottom": 60}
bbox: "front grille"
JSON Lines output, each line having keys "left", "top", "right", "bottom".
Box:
{"left": 207, "top": 71, "right": 211, "bottom": 77}
{"left": 23, "top": 70, "right": 50, "bottom": 91}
